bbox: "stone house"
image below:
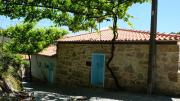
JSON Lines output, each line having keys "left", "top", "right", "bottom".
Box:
{"left": 56, "top": 28, "right": 180, "bottom": 95}
{"left": 31, "top": 45, "right": 56, "bottom": 83}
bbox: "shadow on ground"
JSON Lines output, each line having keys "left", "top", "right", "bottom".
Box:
{"left": 24, "top": 82, "right": 179, "bottom": 101}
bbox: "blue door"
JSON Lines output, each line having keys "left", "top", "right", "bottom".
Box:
{"left": 91, "top": 53, "right": 105, "bottom": 87}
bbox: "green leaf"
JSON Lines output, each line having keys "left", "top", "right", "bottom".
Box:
{"left": 3, "top": 22, "right": 68, "bottom": 55}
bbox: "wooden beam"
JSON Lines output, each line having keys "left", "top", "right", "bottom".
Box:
{"left": 147, "top": 0, "right": 158, "bottom": 95}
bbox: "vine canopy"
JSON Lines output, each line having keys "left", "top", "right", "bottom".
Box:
{"left": 0, "top": 0, "right": 149, "bottom": 32}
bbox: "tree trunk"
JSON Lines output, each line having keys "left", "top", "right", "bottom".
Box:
{"left": 28, "top": 55, "right": 32, "bottom": 82}
{"left": 106, "top": 15, "right": 121, "bottom": 89}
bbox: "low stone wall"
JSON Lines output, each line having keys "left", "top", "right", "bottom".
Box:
{"left": 56, "top": 43, "right": 180, "bottom": 95}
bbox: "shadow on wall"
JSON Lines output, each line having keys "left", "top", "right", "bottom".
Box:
{"left": 31, "top": 55, "right": 56, "bottom": 83}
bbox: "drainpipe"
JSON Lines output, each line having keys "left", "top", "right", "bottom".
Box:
{"left": 147, "top": 0, "right": 158, "bottom": 95}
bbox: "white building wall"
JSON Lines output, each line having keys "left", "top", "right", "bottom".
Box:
{"left": 31, "top": 55, "right": 56, "bottom": 83}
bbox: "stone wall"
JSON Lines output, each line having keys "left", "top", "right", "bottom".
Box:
{"left": 156, "top": 45, "right": 180, "bottom": 95}
{"left": 56, "top": 43, "right": 180, "bottom": 95}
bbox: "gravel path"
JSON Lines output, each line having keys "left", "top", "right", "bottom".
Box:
{"left": 23, "top": 82, "right": 180, "bottom": 101}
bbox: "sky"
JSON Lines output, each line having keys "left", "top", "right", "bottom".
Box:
{"left": 0, "top": 0, "right": 180, "bottom": 34}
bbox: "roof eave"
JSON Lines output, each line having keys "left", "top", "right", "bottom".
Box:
{"left": 58, "top": 40, "right": 178, "bottom": 45}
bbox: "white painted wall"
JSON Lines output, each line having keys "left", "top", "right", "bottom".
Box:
{"left": 31, "top": 55, "right": 56, "bottom": 83}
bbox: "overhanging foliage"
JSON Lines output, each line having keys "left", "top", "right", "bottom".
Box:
{"left": 2, "top": 22, "right": 68, "bottom": 55}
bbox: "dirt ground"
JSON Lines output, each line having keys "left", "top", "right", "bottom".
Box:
{"left": 23, "top": 82, "right": 180, "bottom": 101}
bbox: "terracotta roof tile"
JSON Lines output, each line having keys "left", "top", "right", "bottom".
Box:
{"left": 59, "top": 29, "right": 180, "bottom": 42}
{"left": 38, "top": 45, "right": 56, "bottom": 56}
{"left": 39, "top": 29, "right": 180, "bottom": 56}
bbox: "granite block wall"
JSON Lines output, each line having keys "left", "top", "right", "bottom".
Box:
{"left": 56, "top": 43, "right": 180, "bottom": 94}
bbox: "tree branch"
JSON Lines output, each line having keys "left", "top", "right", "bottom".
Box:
{"left": 2, "top": 1, "right": 112, "bottom": 19}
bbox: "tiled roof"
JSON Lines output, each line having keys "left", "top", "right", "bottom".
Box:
{"left": 38, "top": 29, "right": 180, "bottom": 56}
{"left": 59, "top": 29, "right": 180, "bottom": 42}
{"left": 38, "top": 45, "right": 56, "bottom": 56}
